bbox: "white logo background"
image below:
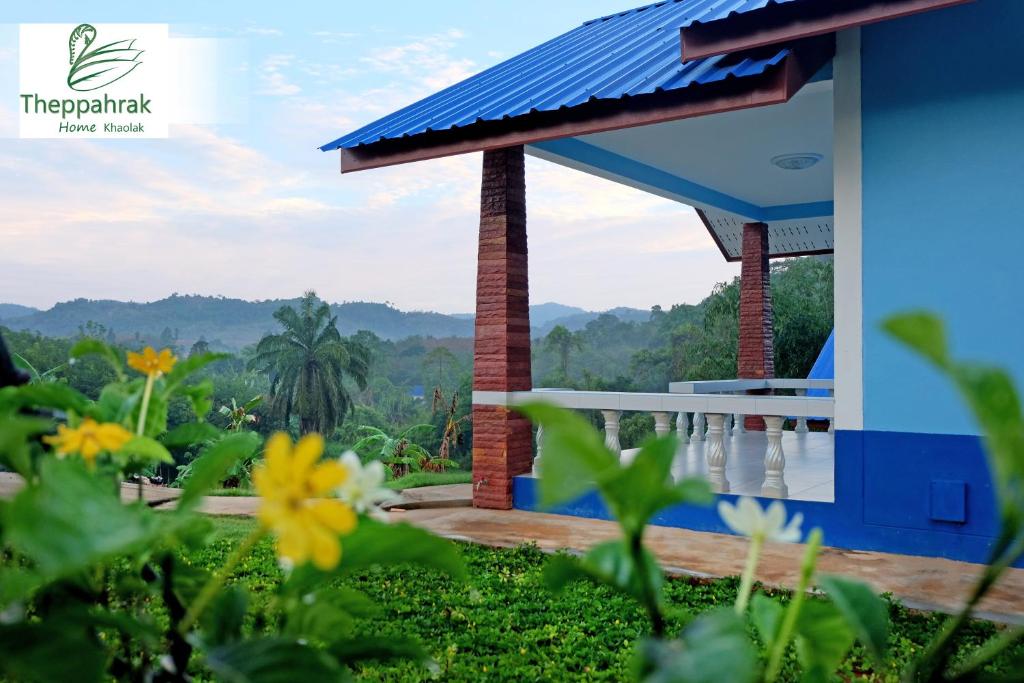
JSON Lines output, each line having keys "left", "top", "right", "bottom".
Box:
{"left": 19, "top": 23, "right": 169, "bottom": 139}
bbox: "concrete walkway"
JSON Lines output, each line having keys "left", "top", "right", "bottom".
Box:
{"left": 2, "top": 472, "right": 1021, "bottom": 622}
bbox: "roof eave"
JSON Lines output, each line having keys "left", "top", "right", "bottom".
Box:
{"left": 335, "top": 35, "right": 834, "bottom": 174}
{"left": 680, "top": 0, "right": 973, "bottom": 61}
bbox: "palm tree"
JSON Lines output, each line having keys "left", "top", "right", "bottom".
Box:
{"left": 248, "top": 291, "right": 369, "bottom": 435}
{"left": 544, "top": 324, "right": 584, "bottom": 378}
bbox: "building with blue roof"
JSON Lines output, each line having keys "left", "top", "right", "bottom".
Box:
{"left": 321, "top": 0, "right": 1024, "bottom": 565}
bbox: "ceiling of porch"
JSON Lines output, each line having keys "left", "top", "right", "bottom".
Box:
{"left": 526, "top": 79, "right": 834, "bottom": 260}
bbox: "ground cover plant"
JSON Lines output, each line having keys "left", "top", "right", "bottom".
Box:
{"left": 126, "top": 516, "right": 1024, "bottom": 682}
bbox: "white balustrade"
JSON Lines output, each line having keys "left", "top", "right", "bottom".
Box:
{"left": 532, "top": 424, "right": 544, "bottom": 477}
{"left": 472, "top": 384, "right": 835, "bottom": 501}
{"left": 652, "top": 412, "right": 671, "bottom": 438}
{"left": 794, "top": 389, "right": 810, "bottom": 434}
{"left": 601, "top": 410, "right": 622, "bottom": 457}
{"left": 761, "top": 416, "right": 788, "bottom": 498}
{"left": 675, "top": 411, "right": 689, "bottom": 444}
{"left": 705, "top": 413, "right": 729, "bottom": 493}
{"left": 692, "top": 412, "right": 706, "bottom": 442}
{"left": 734, "top": 413, "right": 746, "bottom": 433}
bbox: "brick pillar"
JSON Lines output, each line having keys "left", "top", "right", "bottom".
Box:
{"left": 738, "top": 222, "right": 774, "bottom": 431}
{"left": 471, "top": 146, "right": 533, "bottom": 509}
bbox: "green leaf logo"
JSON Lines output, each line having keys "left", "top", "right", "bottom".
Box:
{"left": 66, "top": 23, "right": 143, "bottom": 92}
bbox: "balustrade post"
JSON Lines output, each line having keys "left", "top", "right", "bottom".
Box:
{"left": 532, "top": 424, "right": 544, "bottom": 477}
{"left": 734, "top": 413, "right": 745, "bottom": 433}
{"left": 724, "top": 412, "right": 734, "bottom": 437}
{"left": 795, "top": 389, "right": 809, "bottom": 433}
{"left": 692, "top": 412, "right": 706, "bottom": 442}
{"left": 675, "top": 411, "right": 690, "bottom": 444}
{"left": 601, "top": 410, "right": 622, "bottom": 458}
{"left": 705, "top": 413, "right": 729, "bottom": 493}
{"left": 652, "top": 412, "right": 671, "bottom": 439}
{"left": 761, "top": 415, "right": 788, "bottom": 498}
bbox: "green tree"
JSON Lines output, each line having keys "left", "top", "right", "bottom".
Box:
{"left": 248, "top": 291, "right": 369, "bottom": 435}
{"left": 544, "top": 324, "right": 584, "bottom": 378}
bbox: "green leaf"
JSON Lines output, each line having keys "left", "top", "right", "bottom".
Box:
{"left": 601, "top": 436, "right": 711, "bottom": 533}
{"left": 163, "top": 352, "right": 231, "bottom": 394}
{"left": 178, "top": 432, "right": 261, "bottom": 510}
{"left": 5, "top": 458, "right": 159, "bottom": 578}
{"left": 204, "top": 637, "right": 342, "bottom": 683}
{"left": 751, "top": 592, "right": 784, "bottom": 648}
{"left": 162, "top": 421, "right": 222, "bottom": 448}
{"left": 70, "top": 337, "right": 125, "bottom": 381}
{"left": 286, "top": 518, "right": 465, "bottom": 594}
{"left": 328, "top": 635, "right": 429, "bottom": 666}
{"left": 638, "top": 609, "right": 758, "bottom": 683}
{"left": 0, "top": 621, "right": 107, "bottom": 683}
{"left": 516, "top": 401, "right": 619, "bottom": 507}
{"left": 336, "top": 518, "right": 465, "bottom": 579}
{"left": 120, "top": 435, "right": 174, "bottom": 464}
{"left": 544, "top": 540, "right": 663, "bottom": 607}
{"left": 202, "top": 585, "right": 248, "bottom": 647}
{"left": 181, "top": 379, "right": 216, "bottom": 420}
{"left": 881, "top": 312, "right": 949, "bottom": 369}
{"left": 7, "top": 383, "right": 91, "bottom": 416}
{"left": 284, "top": 592, "right": 355, "bottom": 642}
{"left": 0, "top": 567, "right": 41, "bottom": 608}
{"left": 818, "top": 574, "right": 888, "bottom": 665}
{"left": 0, "top": 415, "right": 52, "bottom": 477}
{"left": 794, "top": 599, "right": 855, "bottom": 683}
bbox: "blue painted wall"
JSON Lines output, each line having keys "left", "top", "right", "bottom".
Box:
{"left": 515, "top": 430, "right": 1011, "bottom": 565}
{"left": 861, "top": 0, "right": 1024, "bottom": 435}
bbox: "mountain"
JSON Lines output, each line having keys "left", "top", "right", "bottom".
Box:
{"left": 0, "top": 304, "right": 39, "bottom": 321}
{"left": 0, "top": 295, "right": 651, "bottom": 349}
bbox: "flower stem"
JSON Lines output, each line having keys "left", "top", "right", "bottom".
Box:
{"left": 178, "top": 526, "right": 265, "bottom": 634}
{"left": 137, "top": 373, "right": 155, "bottom": 437}
{"left": 735, "top": 533, "right": 764, "bottom": 615}
{"left": 764, "top": 528, "right": 822, "bottom": 682}
{"left": 135, "top": 373, "right": 157, "bottom": 502}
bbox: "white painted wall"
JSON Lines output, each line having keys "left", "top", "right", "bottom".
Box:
{"left": 832, "top": 28, "right": 864, "bottom": 431}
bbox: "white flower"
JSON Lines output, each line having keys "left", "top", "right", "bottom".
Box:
{"left": 336, "top": 451, "right": 398, "bottom": 518}
{"left": 718, "top": 497, "right": 803, "bottom": 543}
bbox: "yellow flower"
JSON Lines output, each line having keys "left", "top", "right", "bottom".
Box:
{"left": 44, "top": 417, "right": 133, "bottom": 465}
{"left": 253, "top": 432, "right": 356, "bottom": 570}
{"left": 127, "top": 346, "right": 177, "bottom": 376}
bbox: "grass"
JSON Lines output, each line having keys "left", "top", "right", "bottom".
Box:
{"left": 189, "top": 517, "right": 1022, "bottom": 682}
{"left": 384, "top": 470, "right": 471, "bottom": 490}
{"left": 204, "top": 470, "right": 470, "bottom": 497}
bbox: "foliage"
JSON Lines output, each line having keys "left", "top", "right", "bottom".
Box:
{"left": 352, "top": 423, "right": 454, "bottom": 478}
{"left": 544, "top": 324, "right": 584, "bottom": 379}
{"left": 248, "top": 290, "right": 370, "bottom": 435}
{"left": 0, "top": 339, "right": 465, "bottom": 682}
{"left": 521, "top": 313, "right": 1024, "bottom": 683}
{"left": 121, "top": 518, "right": 1024, "bottom": 682}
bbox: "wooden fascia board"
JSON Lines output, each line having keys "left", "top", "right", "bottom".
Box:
{"left": 680, "top": 0, "right": 972, "bottom": 61}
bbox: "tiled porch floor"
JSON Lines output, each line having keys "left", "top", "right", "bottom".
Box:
{"left": 671, "top": 430, "right": 835, "bottom": 502}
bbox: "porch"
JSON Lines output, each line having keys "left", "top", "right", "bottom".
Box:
{"left": 476, "top": 379, "right": 835, "bottom": 503}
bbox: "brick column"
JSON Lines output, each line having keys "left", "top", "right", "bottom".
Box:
{"left": 738, "top": 222, "right": 774, "bottom": 431}
{"left": 471, "top": 146, "right": 533, "bottom": 509}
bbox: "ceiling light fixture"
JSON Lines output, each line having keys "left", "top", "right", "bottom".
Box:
{"left": 770, "top": 153, "right": 823, "bottom": 171}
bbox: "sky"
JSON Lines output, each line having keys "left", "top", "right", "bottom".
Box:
{"left": 0, "top": 0, "right": 740, "bottom": 314}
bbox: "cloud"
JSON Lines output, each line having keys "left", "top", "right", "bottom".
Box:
{"left": 255, "top": 53, "right": 301, "bottom": 96}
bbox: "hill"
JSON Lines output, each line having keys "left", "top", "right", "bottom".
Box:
{"left": 0, "top": 295, "right": 652, "bottom": 350}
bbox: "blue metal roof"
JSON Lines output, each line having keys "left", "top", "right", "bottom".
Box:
{"left": 319, "top": 0, "right": 793, "bottom": 152}
{"left": 674, "top": 0, "right": 801, "bottom": 28}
